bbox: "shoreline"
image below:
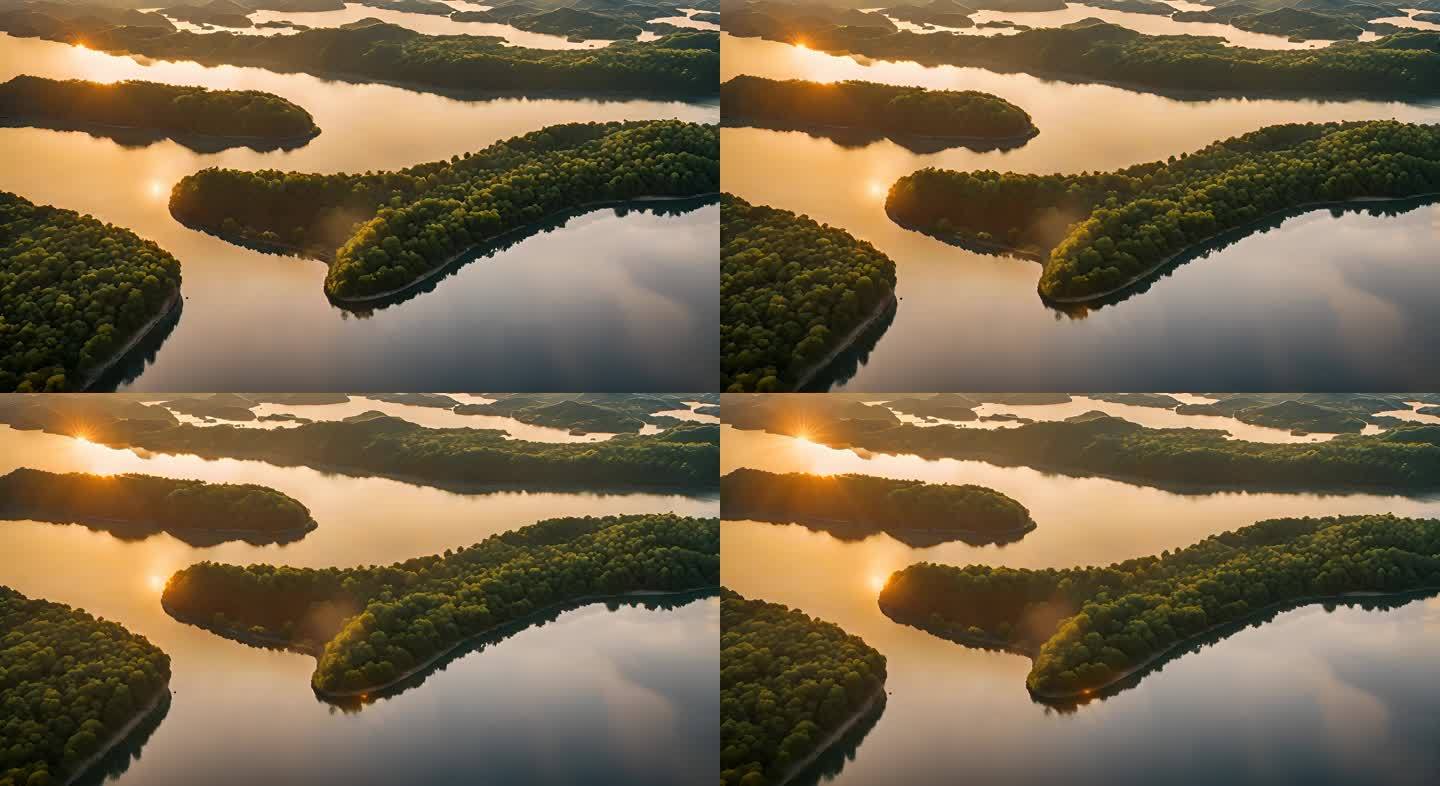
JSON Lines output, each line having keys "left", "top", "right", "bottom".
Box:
{"left": 1040, "top": 191, "right": 1440, "bottom": 304}
{"left": 724, "top": 506, "right": 1037, "bottom": 544}
{"left": 774, "top": 683, "right": 886, "bottom": 786}
{"left": 0, "top": 112, "right": 320, "bottom": 150}
{"left": 721, "top": 113, "right": 1039, "bottom": 151}
{"left": 167, "top": 587, "right": 719, "bottom": 701}
{"left": 61, "top": 677, "right": 171, "bottom": 786}
{"left": 791, "top": 291, "right": 898, "bottom": 392}
{"left": 0, "top": 506, "right": 318, "bottom": 543}
{"left": 1028, "top": 586, "right": 1440, "bottom": 701}
{"left": 325, "top": 192, "right": 720, "bottom": 306}
{"left": 78, "top": 289, "right": 181, "bottom": 392}
{"left": 726, "top": 422, "right": 1440, "bottom": 496}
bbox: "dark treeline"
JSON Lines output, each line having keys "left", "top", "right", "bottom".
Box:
{"left": 0, "top": 75, "right": 318, "bottom": 143}
{"left": 0, "top": 191, "right": 182, "bottom": 393}
{"left": 721, "top": 75, "right": 1037, "bottom": 148}
{"left": 162, "top": 513, "right": 719, "bottom": 696}
{"left": 454, "top": 392, "right": 713, "bottom": 433}
{"left": 721, "top": 394, "right": 1440, "bottom": 493}
{"left": 0, "top": 7, "right": 719, "bottom": 96}
{"left": 886, "top": 121, "right": 1440, "bottom": 301}
{"left": 724, "top": 2, "right": 1440, "bottom": 98}
{"left": 0, "top": 468, "right": 316, "bottom": 540}
{"left": 0, "top": 586, "right": 171, "bottom": 786}
{"left": 722, "top": 468, "right": 1035, "bottom": 545}
{"left": 880, "top": 514, "right": 1440, "bottom": 698}
{"left": 722, "top": 194, "right": 897, "bottom": 392}
{"left": 721, "top": 589, "right": 887, "bottom": 786}
{"left": 170, "top": 120, "right": 719, "bottom": 301}
{"left": 0, "top": 398, "right": 719, "bottom": 491}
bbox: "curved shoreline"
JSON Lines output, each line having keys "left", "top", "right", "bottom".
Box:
{"left": 774, "top": 683, "right": 886, "bottom": 786}
{"left": 325, "top": 192, "right": 720, "bottom": 306}
{"left": 0, "top": 507, "right": 318, "bottom": 543}
{"left": 61, "top": 677, "right": 171, "bottom": 786}
{"left": 1041, "top": 191, "right": 1440, "bottom": 304}
{"left": 0, "top": 113, "right": 320, "bottom": 150}
{"left": 78, "top": 289, "right": 181, "bottom": 392}
{"left": 721, "top": 113, "right": 1039, "bottom": 152}
{"left": 167, "top": 586, "right": 719, "bottom": 701}
{"left": 724, "top": 508, "right": 1037, "bottom": 545}
{"left": 791, "top": 291, "right": 898, "bottom": 392}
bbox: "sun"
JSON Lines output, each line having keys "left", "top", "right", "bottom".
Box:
{"left": 867, "top": 180, "right": 888, "bottom": 200}
{"left": 868, "top": 573, "right": 888, "bottom": 592}
{"left": 148, "top": 574, "right": 167, "bottom": 593}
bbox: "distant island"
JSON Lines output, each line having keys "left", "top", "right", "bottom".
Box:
{"left": 879, "top": 514, "right": 1440, "bottom": 701}
{"left": 1, "top": 190, "right": 181, "bottom": 393}
{"left": 169, "top": 120, "right": 719, "bottom": 303}
{"left": 0, "top": 397, "right": 720, "bottom": 492}
{"left": 0, "top": 75, "right": 319, "bottom": 150}
{"left": 721, "top": 75, "right": 1038, "bottom": 152}
{"left": 722, "top": 468, "right": 1036, "bottom": 546}
{"left": 162, "top": 514, "right": 718, "bottom": 699}
{"left": 510, "top": 7, "right": 643, "bottom": 39}
{"left": 722, "top": 194, "right": 898, "bottom": 392}
{"left": 886, "top": 121, "right": 1440, "bottom": 303}
{"left": 721, "top": 395, "right": 1440, "bottom": 493}
{"left": 0, "top": 468, "right": 317, "bottom": 544}
{"left": 0, "top": 585, "right": 171, "bottom": 786}
{"left": 0, "top": 4, "right": 718, "bottom": 98}
{"left": 721, "top": 589, "right": 887, "bottom": 786}
{"left": 723, "top": 2, "right": 1440, "bottom": 99}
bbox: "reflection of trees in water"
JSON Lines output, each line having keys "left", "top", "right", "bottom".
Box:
{"left": 1035, "top": 588, "right": 1440, "bottom": 715}
{"left": 338, "top": 193, "right": 719, "bottom": 316}
{"left": 73, "top": 689, "right": 172, "bottom": 786}
{"left": 1046, "top": 195, "right": 1440, "bottom": 320}
{"left": 0, "top": 118, "right": 315, "bottom": 154}
{"left": 801, "top": 295, "right": 897, "bottom": 393}
{"left": 720, "top": 116, "right": 1035, "bottom": 155}
{"left": 322, "top": 588, "right": 719, "bottom": 712}
{"left": 88, "top": 297, "right": 182, "bottom": 393}
{"left": 788, "top": 691, "right": 888, "bottom": 786}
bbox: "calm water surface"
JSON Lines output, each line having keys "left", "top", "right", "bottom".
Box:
{"left": 721, "top": 423, "right": 1440, "bottom": 786}
{"left": 0, "top": 34, "right": 718, "bottom": 391}
{"left": 721, "top": 33, "right": 1440, "bottom": 390}
{"left": 0, "top": 419, "right": 718, "bottom": 786}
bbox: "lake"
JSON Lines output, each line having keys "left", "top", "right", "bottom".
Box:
{"left": 721, "top": 412, "right": 1440, "bottom": 786}
{"left": 721, "top": 33, "right": 1440, "bottom": 391}
{"left": 0, "top": 33, "right": 718, "bottom": 391}
{"left": 0, "top": 415, "right": 719, "bottom": 786}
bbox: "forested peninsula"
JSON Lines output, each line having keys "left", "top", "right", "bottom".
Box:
{"left": 161, "top": 513, "right": 719, "bottom": 698}
{"left": 721, "top": 589, "right": 888, "bottom": 786}
{"left": 0, "top": 75, "right": 319, "bottom": 149}
{"left": 721, "top": 468, "right": 1035, "bottom": 546}
{"left": 886, "top": 121, "right": 1440, "bottom": 302}
{"left": 0, "top": 468, "right": 317, "bottom": 543}
{"left": 721, "top": 395, "right": 1440, "bottom": 493}
{"left": 720, "top": 75, "right": 1037, "bottom": 151}
{"left": 721, "top": 194, "right": 898, "bottom": 393}
{"left": 0, "top": 191, "right": 182, "bottom": 393}
{"left": 170, "top": 120, "right": 719, "bottom": 303}
{"left": 0, "top": 586, "right": 171, "bottom": 786}
{"left": 0, "top": 5, "right": 718, "bottom": 98}
{"left": 723, "top": 2, "right": 1440, "bottom": 98}
{"left": 0, "top": 397, "right": 719, "bottom": 491}
{"left": 879, "top": 514, "right": 1440, "bottom": 700}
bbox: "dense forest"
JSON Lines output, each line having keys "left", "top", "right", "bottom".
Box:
{"left": 162, "top": 513, "right": 718, "bottom": 696}
{"left": 0, "top": 468, "right": 316, "bottom": 540}
{"left": 0, "top": 397, "right": 719, "bottom": 490}
{"left": 0, "top": 7, "right": 718, "bottom": 97}
{"left": 879, "top": 514, "right": 1440, "bottom": 698}
{"left": 722, "top": 468, "right": 1035, "bottom": 546}
{"left": 170, "top": 120, "right": 718, "bottom": 301}
{"left": 721, "top": 195, "right": 898, "bottom": 392}
{"left": 451, "top": 392, "right": 694, "bottom": 433}
{"left": 0, "top": 191, "right": 182, "bottom": 393}
{"left": 721, "top": 589, "right": 887, "bottom": 786}
{"left": 721, "top": 75, "right": 1037, "bottom": 149}
{"left": 721, "top": 394, "right": 1440, "bottom": 492}
{"left": 0, "top": 75, "right": 318, "bottom": 144}
{"left": 886, "top": 121, "right": 1440, "bottom": 301}
{"left": 0, "top": 586, "right": 171, "bottom": 786}
{"left": 723, "top": 2, "right": 1440, "bottom": 98}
